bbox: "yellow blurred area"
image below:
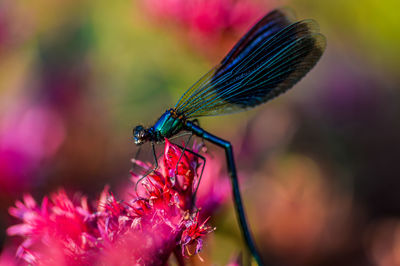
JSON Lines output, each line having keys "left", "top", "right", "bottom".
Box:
{"left": 293, "top": 0, "right": 400, "bottom": 72}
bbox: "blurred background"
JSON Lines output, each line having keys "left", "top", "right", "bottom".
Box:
{"left": 1, "top": 0, "right": 400, "bottom": 265}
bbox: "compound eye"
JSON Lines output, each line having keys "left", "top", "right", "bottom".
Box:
{"left": 133, "top": 125, "right": 147, "bottom": 144}
{"left": 139, "top": 129, "right": 145, "bottom": 138}
{"left": 133, "top": 126, "right": 143, "bottom": 136}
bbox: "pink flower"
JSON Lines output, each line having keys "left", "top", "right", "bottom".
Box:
{"left": 180, "top": 213, "right": 212, "bottom": 258}
{"left": 130, "top": 139, "right": 230, "bottom": 219}
{"left": 140, "top": 0, "right": 266, "bottom": 57}
{"left": 7, "top": 139, "right": 214, "bottom": 265}
{"left": 0, "top": 104, "right": 65, "bottom": 193}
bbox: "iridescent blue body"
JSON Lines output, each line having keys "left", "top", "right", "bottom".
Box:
{"left": 133, "top": 9, "right": 326, "bottom": 265}
{"left": 148, "top": 109, "right": 184, "bottom": 143}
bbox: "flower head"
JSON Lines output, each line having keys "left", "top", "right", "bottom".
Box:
{"left": 7, "top": 139, "right": 215, "bottom": 265}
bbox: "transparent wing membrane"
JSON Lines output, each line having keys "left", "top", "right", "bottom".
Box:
{"left": 174, "top": 8, "right": 326, "bottom": 119}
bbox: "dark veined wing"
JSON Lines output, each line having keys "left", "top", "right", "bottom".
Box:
{"left": 174, "top": 8, "right": 326, "bottom": 118}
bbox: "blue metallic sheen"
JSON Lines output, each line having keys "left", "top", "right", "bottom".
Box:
{"left": 149, "top": 109, "right": 184, "bottom": 142}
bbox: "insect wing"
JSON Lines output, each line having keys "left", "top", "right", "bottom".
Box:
{"left": 175, "top": 9, "right": 326, "bottom": 118}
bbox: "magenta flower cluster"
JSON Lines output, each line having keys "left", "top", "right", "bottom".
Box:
{"left": 7, "top": 139, "right": 214, "bottom": 265}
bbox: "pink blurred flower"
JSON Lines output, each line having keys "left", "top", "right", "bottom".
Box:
{"left": 0, "top": 104, "right": 65, "bottom": 192}
{"left": 194, "top": 153, "right": 230, "bottom": 218}
{"left": 0, "top": 247, "right": 18, "bottom": 266}
{"left": 140, "top": 0, "right": 266, "bottom": 57}
{"left": 7, "top": 139, "right": 214, "bottom": 265}
{"left": 367, "top": 219, "right": 400, "bottom": 266}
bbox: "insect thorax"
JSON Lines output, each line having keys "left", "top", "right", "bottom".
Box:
{"left": 150, "top": 109, "right": 184, "bottom": 142}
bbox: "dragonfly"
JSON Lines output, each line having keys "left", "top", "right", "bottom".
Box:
{"left": 133, "top": 8, "right": 326, "bottom": 265}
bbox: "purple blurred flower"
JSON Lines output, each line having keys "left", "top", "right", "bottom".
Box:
{"left": 7, "top": 139, "right": 215, "bottom": 265}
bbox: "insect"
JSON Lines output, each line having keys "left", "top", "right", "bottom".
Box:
{"left": 133, "top": 8, "right": 326, "bottom": 265}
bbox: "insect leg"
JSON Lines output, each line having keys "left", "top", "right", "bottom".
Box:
{"left": 173, "top": 133, "right": 193, "bottom": 176}
{"left": 172, "top": 142, "right": 206, "bottom": 205}
{"left": 169, "top": 131, "right": 193, "bottom": 141}
{"left": 191, "top": 119, "right": 206, "bottom": 148}
{"left": 186, "top": 121, "right": 264, "bottom": 266}
{"left": 134, "top": 142, "right": 159, "bottom": 193}
{"left": 192, "top": 119, "right": 200, "bottom": 126}
{"left": 131, "top": 145, "right": 142, "bottom": 173}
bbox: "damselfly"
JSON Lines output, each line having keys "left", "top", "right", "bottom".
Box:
{"left": 133, "top": 8, "right": 326, "bottom": 265}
